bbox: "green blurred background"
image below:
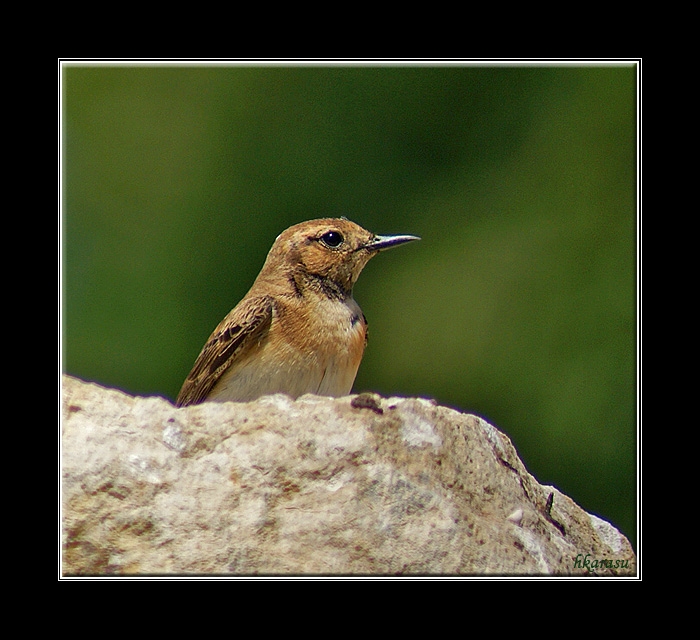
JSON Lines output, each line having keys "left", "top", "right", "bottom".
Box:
{"left": 62, "top": 63, "right": 637, "bottom": 548}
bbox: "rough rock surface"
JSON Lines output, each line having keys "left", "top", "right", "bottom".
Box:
{"left": 61, "top": 375, "right": 636, "bottom": 576}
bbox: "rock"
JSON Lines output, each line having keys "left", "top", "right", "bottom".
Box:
{"left": 61, "top": 375, "right": 636, "bottom": 576}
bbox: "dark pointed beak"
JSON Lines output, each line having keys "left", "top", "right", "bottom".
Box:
{"left": 365, "top": 233, "right": 421, "bottom": 252}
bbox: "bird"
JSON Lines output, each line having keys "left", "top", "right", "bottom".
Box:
{"left": 176, "top": 218, "right": 419, "bottom": 406}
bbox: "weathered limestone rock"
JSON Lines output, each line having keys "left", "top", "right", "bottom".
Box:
{"left": 61, "top": 374, "right": 636, "bottom": 576}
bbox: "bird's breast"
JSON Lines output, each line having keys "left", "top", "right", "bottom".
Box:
{"left": 208, "top": 295, "right": 367, "bottom": 402}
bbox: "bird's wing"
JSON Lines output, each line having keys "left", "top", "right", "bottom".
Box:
{"left": 176, "top": 295, "right": 274, "bottom": 407}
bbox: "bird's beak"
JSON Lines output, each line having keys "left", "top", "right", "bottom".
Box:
{"left": 365, "top": 234, "right": 421, "bottom": 252}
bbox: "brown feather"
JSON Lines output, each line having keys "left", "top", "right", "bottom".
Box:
{"left": 176, "top": 296, "right": 273, "bottom": 406}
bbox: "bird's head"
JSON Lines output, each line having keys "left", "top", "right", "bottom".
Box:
{"left": 259, "top": 218, "right": 420, "bottom": 298}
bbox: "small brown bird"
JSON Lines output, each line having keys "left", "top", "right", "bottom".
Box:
{"left": 176, "top": 218, "right": 419, "bottom": 406}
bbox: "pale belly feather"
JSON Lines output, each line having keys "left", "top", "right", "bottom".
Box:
{"left": 208, "top": 297, "right": 366, "bottom": 402}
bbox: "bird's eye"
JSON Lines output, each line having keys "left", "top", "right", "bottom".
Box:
{"left": 320, "top": 231, "right": 344, "bottom": 248}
